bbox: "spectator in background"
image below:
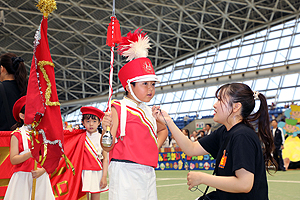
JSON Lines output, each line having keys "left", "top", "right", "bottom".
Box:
{"left": 190, "top": 130, "right": 198, "bottom": 142}
{"left": 0, "top": 53, "right": 27, "bottom": 131}
{"left": 205, "top": 123, "right": 212, "bottom": 136}
{"left": 182, "top": 129, "right": 190, "bottom": 139}
{"left": 284, "top": 158, "right": 300, "bottom": 170}
{"left": 184, "top": 115, "right": 189, "bottom": 126}
{"left": 198, "top": 130, "right": 205, "bottom": 139}
{"left": 74, "top": 124, "right": 81, "bottom": 130}
{"left": 271, "top": 102, "right": 276, "bottom": 110}
{"left": 169, "top": 135, "right": 178, "bottom": 147}
{"left": 271, "top": 114, "right": 276, "bottom": 120}
{"left": 161, "top": 135, "right": 170, "bottom": 148}
{"left": 63, "top": 121, "right": 68, "bottom": 130}
{"left": 271, "top": 119, "right": 286, "bottom": 171}
{"left": 63, "top": 121, "right": 73, "bottom": 131}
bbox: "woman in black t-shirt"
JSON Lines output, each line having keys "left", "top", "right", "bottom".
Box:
{"left": 0, "top": 53, "right": 27, "bottom": 131}
{"left": 153, "top": 83, "right": 276, "bottom": 200}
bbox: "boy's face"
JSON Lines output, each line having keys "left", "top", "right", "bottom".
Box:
{"left": 127, "top": 81, "right": 156, "bottom": 102}
{"left": 82, "top": 117, "right": 100, "bottom": 134}
{"left": 205, "top": 125, "right": 211, "bottom": 130}
{"left": 271, "top": 120, "right": 277, "bottom": 128}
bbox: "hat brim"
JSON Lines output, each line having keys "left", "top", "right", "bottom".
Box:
{"left": 128, "top": 75, "right": 160, "bottom": 84}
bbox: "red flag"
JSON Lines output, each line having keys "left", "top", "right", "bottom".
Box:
{"left": 50, "top": 130, "right": 86, "bottom": 200}
{"left": 0, "top": 130, "right": 85, "bottom": 199}
{"left": 24, "top": 15, "right": 64, "bottom": 174}
{"left": 0, "top": 131, "right": 14, "bottom": 199}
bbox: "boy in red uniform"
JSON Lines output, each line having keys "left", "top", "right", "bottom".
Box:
{"left": 101, "top": 29, "right": 168, "bottom": 200}
{"left": 80, "top": 106, "right": 108, "bottom": 200}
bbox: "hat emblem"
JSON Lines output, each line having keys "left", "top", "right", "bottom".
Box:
{"left": 143, "top": 61, "right": 154, "bottom": 73}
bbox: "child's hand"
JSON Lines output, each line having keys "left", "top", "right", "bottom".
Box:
{"left": 102, "top": 112, "right": 112, "bottom": 131}
{"left": 31, "top": 167, "right": 46, "bottom": 179}
{"left": 100, "top": 177, "right": 107, "bottom": 189}
{"left": 152, "top": 105, "right": 171, "bottom": 125}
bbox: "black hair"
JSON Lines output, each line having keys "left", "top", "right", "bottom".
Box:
{"left": 125, "top": 82, "right": 136, "bottom": 96}
{"left": 81, "top": 114, "right": 100, "bottom": 122}
{"left": 216, "top": 83, "right": 277, "bottom": 173}
{"left": 0, "top": 53, "right": 28, "bottom": 96}
{"left": 183, "top": 129, "right": 190, "bottom": 139}
{"left": 205, "top": 123, "right": 212, "bottom": 128}
{"left": 11, "top": 105, "right": 25, "bottom": 130}
{"left": 271, "top": 119, "right": 277, "bottom": 123}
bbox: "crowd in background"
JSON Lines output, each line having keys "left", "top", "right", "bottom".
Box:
{"left": 161, "top": 123, "right": 212, "bottom": 148}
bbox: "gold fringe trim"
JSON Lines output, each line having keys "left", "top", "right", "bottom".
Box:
{"left": 38, "top": 61, "right": 60, "bottom": 107}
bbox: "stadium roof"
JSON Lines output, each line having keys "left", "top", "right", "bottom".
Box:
{"left": 1, "top": 0, "right": 300, "bottom": 115}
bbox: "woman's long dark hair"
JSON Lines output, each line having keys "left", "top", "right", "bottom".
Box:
{"left": 0, "top": 53, "right": 28, "bottom": 96}
{"left": 216, "top": 83, "right": 277, "bottom": 173}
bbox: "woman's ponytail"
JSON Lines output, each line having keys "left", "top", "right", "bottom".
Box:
{"left": 0, "top": 53, "right": 28, "bottom": 96}
{"left": 14, "top": 58, "right": 27, "bottom": 96}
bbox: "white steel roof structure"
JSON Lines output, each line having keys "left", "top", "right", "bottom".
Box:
{"left": 1, "top": 0, "right": 300, "bottom": 117}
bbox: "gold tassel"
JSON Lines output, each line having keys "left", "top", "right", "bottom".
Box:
{"left": 36, "top": 0, "right": 57, "bottom": 18}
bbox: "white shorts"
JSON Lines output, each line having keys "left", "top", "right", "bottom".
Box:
{"left": 108, "top": 161, "right": 157, "bottom": 200}
{"left": 82, "top": 170, "right": 108, "bottom": 193}
{"left": 4, "top": 171, "right": 54, "bottom": 200}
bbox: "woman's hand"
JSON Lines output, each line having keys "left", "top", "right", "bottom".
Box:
{"left": 31, "top": 167, "right": 46, "bottom": 179}
{"left": 152, "top": 105, "right": 171, "bottom": 125}
{"left": 102, "top": 112, "right": 113, "bottom": 131}
{"left": 187, "top": 171, "right": 207, "bottom": 190}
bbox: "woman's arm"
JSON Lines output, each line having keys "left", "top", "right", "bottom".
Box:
{"left": 152, "top": 106, "right": 208, "bottom": 156}
{"left": 100, "top": 107, "right": 119, "bottom": 152}
{"left": 187, "top": 168, "right": 254, "bottom": 193}
{"left": 156, "top": 120, "right": 168, "bottom": 148}
{"left": 10, "top": 135, "right": 32, "bottom": 165}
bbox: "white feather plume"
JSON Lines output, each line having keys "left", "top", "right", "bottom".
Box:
{"left": 122, "top": 35, "right": 151, "bottom": 61}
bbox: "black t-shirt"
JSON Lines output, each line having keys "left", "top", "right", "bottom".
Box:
{"left": 0, "top": 80, "right": 20, "bottom": 131}
{"left": 199, "top": 123, "right": 268, "bottom": 200}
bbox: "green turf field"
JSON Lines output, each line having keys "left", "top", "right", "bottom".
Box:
{"left": 90, "top": 170, "right": 300, "bottom": 200}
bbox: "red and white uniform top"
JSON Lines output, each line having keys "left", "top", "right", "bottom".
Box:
{"left": 12, "top": 125, "right": 40, "bottom": 173}
{"left": 83, "top": 130, "right": 103, "bottom": 171}
{"left": 110, "top": 97, "right": 158, "bottom": 168}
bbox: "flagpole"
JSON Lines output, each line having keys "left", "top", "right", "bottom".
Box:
{"left": 31, "top": 160, "right": 38, "bottom": 200}
{"left": 101, "top": 0, "right": 121, "bottom": 148}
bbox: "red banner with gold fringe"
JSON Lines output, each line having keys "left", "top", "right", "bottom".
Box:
{"left": 0, "top": 130, "right": 86, "bottom": 200}
{"left": 50, "top": 129, "right": 86, "bottom": 200}
{"left": 0, "top": 131, "right": 13, "bottom": 200}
